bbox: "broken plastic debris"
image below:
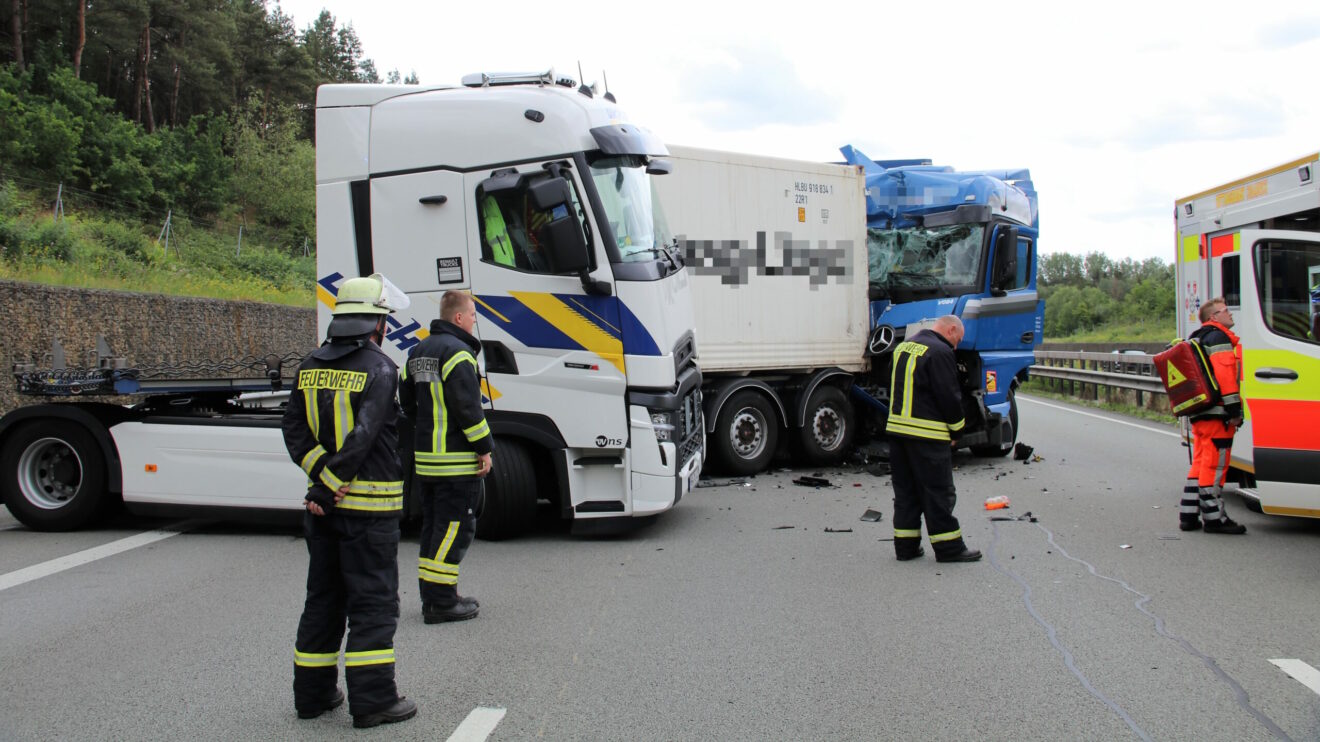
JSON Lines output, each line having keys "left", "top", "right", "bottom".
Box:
{"left": 793, "top": 476, "right": 831, "bottom": 488}
{"left": 772, "top": 525, "right": 795, "bottom": 530}
{"left": 985, "top": 495, "right": 1010, "bottom": 510}
{"left": 1012, "top": 442, "right": 1034, "bottom": 461}
{"left": 859, "top": 509, "right": 884, "bottom": 522}
{"left": 1119, "top": 544, "right": 1132, "bottom": 549}
{"left": 824, "top": 527, "right": 853, "bottom": 533}
{"left": 696, "top": 478, "right": 750, "bottom": 488}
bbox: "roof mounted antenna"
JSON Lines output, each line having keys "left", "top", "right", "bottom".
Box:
{"left": 602, "top": 70, "right": 616, "bottom": 102}
{"left": 576, "top": 61, "right": 594, "bottom": 98}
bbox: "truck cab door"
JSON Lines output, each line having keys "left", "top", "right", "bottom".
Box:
{"left": 462, "top": 165, "right": 629, "bottom": 452}
{"left": 1235, "top": 229, "right": 1320, "bottom": 516}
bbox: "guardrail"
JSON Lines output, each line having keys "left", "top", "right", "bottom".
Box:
{"left": 1030, "top": 350, "right": 1167, "bottom": 406}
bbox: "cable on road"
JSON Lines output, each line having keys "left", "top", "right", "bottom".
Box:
{"left": 988, "top": 519, "right": 1295, "bottom": 742}
{"left": 986, "top": 523, "right": 1153, "bottom": 741}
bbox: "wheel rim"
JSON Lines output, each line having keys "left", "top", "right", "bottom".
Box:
{"left": 16, "top": 437, "right": 83, "bottom": 510}
{"left": 728, "top": 406, "right": 767, "bottom": 460}
{"left": 810, "top": 405, "right": 845, "bottom": 452}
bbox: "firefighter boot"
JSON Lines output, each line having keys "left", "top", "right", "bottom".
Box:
{"left": 352, "top": 696, "right": 418, "bottom": 729}
{"left": 423, "top": 599, "right": 479, "bottom": 623}
{"left": 934, "top": 539, "right": 982, "bottom": 563}
{"left": 1204, "top": 517, "right": 1246, "bottom": 535}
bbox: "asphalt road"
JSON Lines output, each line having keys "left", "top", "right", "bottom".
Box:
{"left": 2, "top": 394, "right": 1318, "bottom": 741}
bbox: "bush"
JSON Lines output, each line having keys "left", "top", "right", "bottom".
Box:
{"left": 83, "top": 220, "right": 152, "bottom": 263}
{"left": 11, "top": 220, "right": 77, "bottom": 262}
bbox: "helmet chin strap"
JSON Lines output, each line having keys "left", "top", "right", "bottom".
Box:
{"left": 369, "top": 315, "right": 388, "bottom": 346}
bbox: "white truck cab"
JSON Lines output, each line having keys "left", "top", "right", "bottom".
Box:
{"left": 315, "top": 72, "right": 704, "bottom": 538}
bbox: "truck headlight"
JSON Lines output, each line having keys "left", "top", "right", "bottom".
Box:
{"left": 650, "top": 411, "right": 675, "bottom": 442}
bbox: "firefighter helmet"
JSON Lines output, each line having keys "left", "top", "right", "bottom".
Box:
{"left": 327, "top": 274, "right": 410, "bottom": 338}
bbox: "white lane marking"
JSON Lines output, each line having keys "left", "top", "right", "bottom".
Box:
{"left": 1019, "top": 396, "right": 1180, "bottom": 438}
{"left": 1270, "top": 659, "right": 1320, "bottom": 697}
{"left": 0, "top": 522, "right": 194, "bottom": 593}
{"left": 446, "top": 706, "right": 507, "bottom": 742}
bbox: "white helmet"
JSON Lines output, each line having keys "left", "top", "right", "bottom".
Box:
{"left": 327, "top": 273, "right": 411, "bottom": 338}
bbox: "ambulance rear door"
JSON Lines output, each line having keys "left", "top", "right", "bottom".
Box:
{"left": 1235, "top": 229, "right": 1320, "bottom": 517}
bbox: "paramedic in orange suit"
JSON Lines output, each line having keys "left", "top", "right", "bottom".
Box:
{"left": 1180, "top": 297, "right": 1247, "bottom": 534}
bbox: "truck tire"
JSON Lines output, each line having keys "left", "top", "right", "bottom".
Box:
{"left": 796, "top": 385, "right": 854, "bottom": 466}
{"left": 476, "top": 438, "right": 537, "bottom": 541}
{"left": 972, "top": 391, "right": 1018, "bottom": 457}
{"left": 712, "top": 390, "right": 779, "bottom": 476}
{"left": 0, "top": 420, "right": 112, "bottom": 531}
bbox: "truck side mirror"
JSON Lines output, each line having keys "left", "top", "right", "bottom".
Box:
{"left": 646, "top": 158, "right": 673, "bottom": 175}
{"left": 528, "top": 177, "right": 573, "bottom": 212}
{"left": 479, "top": 168, "right": 524, "bottom": 194}
{"left": 992, "top": 226, "right": 1020, "bottom": 295}
{"left": 541, "top": 215, "right": 591, "bottom": 274}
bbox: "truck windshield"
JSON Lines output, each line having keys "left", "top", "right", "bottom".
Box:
{"left": 589, "top": 155, "right": 674, "bottom": 262}
{"left": 867, "top": 224, "right": 984, "bottom": 297}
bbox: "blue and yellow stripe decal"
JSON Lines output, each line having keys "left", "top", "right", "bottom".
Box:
{"left": 473, "top": 292, "right": 660, "bottom": 374}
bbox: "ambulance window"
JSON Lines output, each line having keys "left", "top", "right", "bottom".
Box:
{"left": 1253, "top": 240, "right": 1320, "bottom": 345}
{"left": 1220, "top": 255, "right": 1240, "bottom": 307}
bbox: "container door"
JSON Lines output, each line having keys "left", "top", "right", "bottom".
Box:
{"left": 1236, "top": 229, "right": 1320, "bottom": 516}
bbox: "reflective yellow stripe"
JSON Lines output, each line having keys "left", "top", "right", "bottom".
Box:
{"left": 319, "top": 467, "right": 345, "bottom": 490}
{"left": 300, "top": 446, "right": 327, "bottom": 477}
{"left": 432, "top": 520, "right": 459, "bottom": 563}
{"left": 442, "top": 351, "right": 477, "bottom": 381}
{"left": 419, "top": 557, "right": 459, "bottom": 575}
{"left": 415, "top": 462, "right": 483, "bottom": 477}
{"left": 431, "top": 381, "right": 444, "bottom": 454}
{"left": 930, "top": 529, "right": 962, "bottom": 543}
{"left": 345, "top": 480, "right": 404, "bottom": 495}
{"left": 334, "top": 390, "right": 353, "bottom": 450}
{"left": 418, "top": 569, "right": 459, "bottom": 585}
{"left": 894, "top": 528, "right": 921, "bottom": 538}
{"left": 344, "top": 649, "right": 395, "bottom": 667}
{"left": 416, "top": 451, "right": 479, "bottom": 463}
{"left": 900, "top": 351, "right": 918, "bottom": 419}
{"left": 948, "top": 418, "right": 965, "bottom": 432}
{"left": 336, "top": 494, "right": 403, "bottom": 512}
{"left": 463, "top": 419, "right": 491, "bottom": 442}
{"left": 304, "top": 389, "right": 319, "bottom": 437}
{"left": 294, "top": 650, "right": 338, "bottom": 668}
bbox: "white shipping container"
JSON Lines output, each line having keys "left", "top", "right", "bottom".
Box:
{"left": 656, "top": 146, "right": 870, "bottom": 373}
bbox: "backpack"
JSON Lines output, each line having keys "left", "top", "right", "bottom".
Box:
{"left": 1153, "top": 336, "right": 1220, "bottom": 417}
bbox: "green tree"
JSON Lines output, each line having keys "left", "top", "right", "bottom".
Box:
{"left": 228, "top": 96, "right": 314, "bottom": 245}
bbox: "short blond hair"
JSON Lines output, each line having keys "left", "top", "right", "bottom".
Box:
{"left": 440, "top": 290, "right": 474, "bottom": 321}
{"left": 1199, "top": 297, "right": 1226, "bottom": 323}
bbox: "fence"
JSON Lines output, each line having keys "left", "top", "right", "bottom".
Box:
{"left": 1030, "top": 350, "right": 1169, "bottom": 412}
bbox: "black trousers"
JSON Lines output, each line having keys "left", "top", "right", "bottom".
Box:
{"left": 417, "top": 478, "right": 481, "bottom": 604}
{"left": 889, "top": 436, "right": 967, "bottom": 556}
{"left": 294, "top": 512, "right": 400, "bottom": 716}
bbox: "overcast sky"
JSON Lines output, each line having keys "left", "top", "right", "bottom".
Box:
{"left": 274, "top": 0, "right": 1320, "bottom": 264}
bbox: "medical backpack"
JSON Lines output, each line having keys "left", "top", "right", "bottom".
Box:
{"left": 1153, "top": 337, "right": 1220, "bottom": 417}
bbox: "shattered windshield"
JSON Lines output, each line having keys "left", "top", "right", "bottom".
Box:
{"left": 867, "top": 224, "right": 985, "bottom": 295}
{"left": 589, "top": 155, "right": 674, "bottom": 263}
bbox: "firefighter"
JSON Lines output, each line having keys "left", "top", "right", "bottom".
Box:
{"left": 887, "top": 315, "right": 982, "bottom": 563}
{"left": 1180, "top": 298, "right": 1247, "bottom": 534}
{"left": 282, "top": 273, "right": 418, "bottom": 728}
{"left": 399, "top": 289, "right": 494, "bottom": 624}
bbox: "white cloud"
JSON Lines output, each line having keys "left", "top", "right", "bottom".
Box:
{"left": 273, "top": 0, "right": 1320, "bottom": 263}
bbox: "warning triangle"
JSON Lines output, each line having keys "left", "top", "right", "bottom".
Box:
{"left": 1167, "top": 364, "right": 1187, "bottom": 387}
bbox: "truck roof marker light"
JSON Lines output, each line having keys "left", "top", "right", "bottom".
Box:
{"left": 525, "top": 109, "right": 545, "bottom": 123}
{"left": 1300, "top": 165, "right": 1312, "bottom": 185}
{"left": 145, "top": 464, "right": 157, "bottom": 473}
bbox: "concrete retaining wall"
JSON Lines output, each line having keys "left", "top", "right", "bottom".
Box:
{"left": 1, "top": 279, "right": 316, "bottom": 418}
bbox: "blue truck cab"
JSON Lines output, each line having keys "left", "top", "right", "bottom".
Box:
{"left": 841, "top": 146, "right": 1042, "bottom": 455}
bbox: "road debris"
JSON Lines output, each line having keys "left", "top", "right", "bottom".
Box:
{"left": 697, "top": 478, "right": 750, "bottom": 488}
{"left": 990, "top": 511, "right": 1037, "bottom": 522}
{"left": 985, "top": 495, "right": 1010, "bottom": 510}
{"left": 1120, "top": 544, "right": 1132, "bottom": 549}
{"left": 772, "top": 525, "right": 795, "bottom": 530}
{"left": 1013, "top": 442, "right": 1035, "bottom": 461}
{"left": 824, "top": 527, "right": 853, "bottom": 533}
{"left": 859, "top": 509, "right": 884, "bottom": 522}
{"left": 793, "top": 476, "right": 832, "bottom": 488}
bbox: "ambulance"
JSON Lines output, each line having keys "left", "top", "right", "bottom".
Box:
{"left": 1175, "top": 153, "right": 1320, "bottom": 517}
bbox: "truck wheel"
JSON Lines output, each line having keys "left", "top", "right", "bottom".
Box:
{"left": 796, "top": 385, "right": 854, "bottom": 466}
{"left": 972, "top": 391, "right": 1019, "bottom": 457}
{"left": 476, "top": 438, "right": 537, "bottom": 541}
{"left": 712, "top": 390, "right": 779, "bottom": 476}
{"left": 0, "top": 420, "right": 111, "bottom": 531}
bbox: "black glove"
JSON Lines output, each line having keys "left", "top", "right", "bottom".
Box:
{"left": 305, "top": 485, "right": 337, "bottom": 512}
